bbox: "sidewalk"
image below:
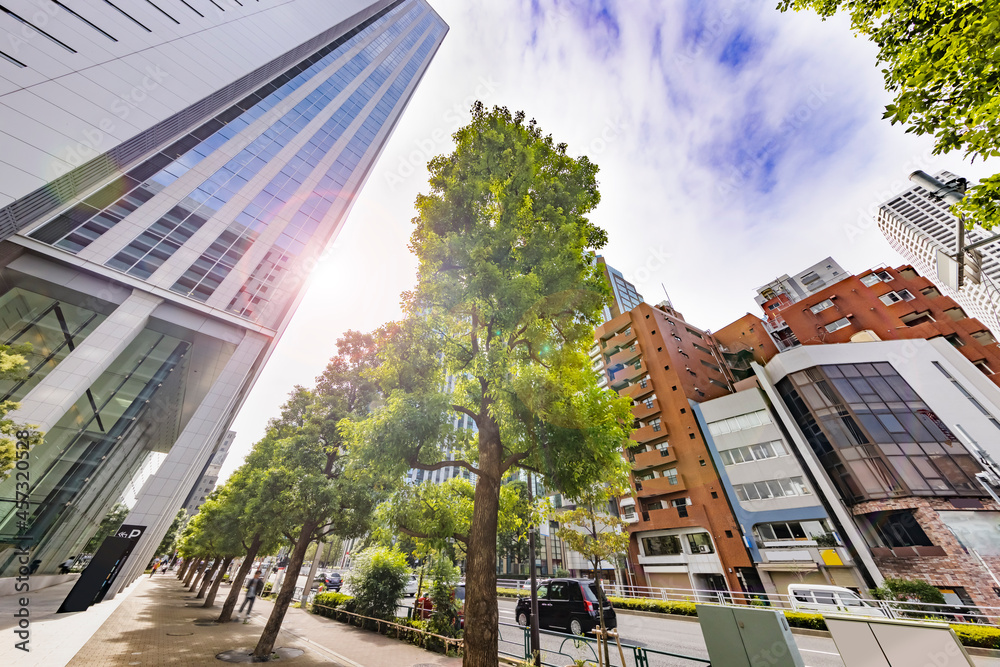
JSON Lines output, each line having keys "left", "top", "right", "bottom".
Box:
{"left": 58, "top": 574, "right": 461, "bottom": 667}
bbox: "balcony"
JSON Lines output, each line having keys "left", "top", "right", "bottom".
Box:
{"left": 634, "top": 504, "right": 709, "bottom": 532}
{"left": 632, "top": 447, "right": 676, "bottom": 470}
{"left": 633, "top": 398, "right": 660, "bottom": 420}
{"left": 759, "top": 545, "right": 855, "bottom": 567}
{"left": 630, "top": 422, "right": 668, "bottom": 445}
{"left": 622, "top": 381, "right": 654, "bottom": 401}
{"left": 613, "top": 361, "right": 647, "bottom": 388}
{"left": 604, "top": 327, "right": 637, "bottom": 350}
{"left": 608, "top": 344, "right": 641, "bottom": 368}
{"left": 634, "top": 474, "right": 686, "bottom": 497}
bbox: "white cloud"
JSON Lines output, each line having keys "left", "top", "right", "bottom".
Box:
{"left": 219, "top": 0, "right": 998, "bottom": 479}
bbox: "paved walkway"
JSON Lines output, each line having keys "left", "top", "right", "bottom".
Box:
{"left": 16, "top": 573, "right": 462, "bottom": 667}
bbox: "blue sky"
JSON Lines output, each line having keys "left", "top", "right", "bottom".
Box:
{"left": 221, "top": 0, "right": 999, "bottom": 478}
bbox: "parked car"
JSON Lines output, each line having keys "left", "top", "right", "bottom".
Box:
{"left": 515, "top": 578, "right": 616, "bottom": 636}
{"left": 416, "top": 583, "right": 466, "bottom": 628}
{"left": 405, "top": 574, "right": 419, "bottom": 597}
{"left": 787, "top": 584, "right": 886, "bottom": 617}
{"left": 322, "top": 572, "right": 343, "bottom": 591}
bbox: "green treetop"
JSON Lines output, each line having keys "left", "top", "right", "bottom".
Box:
{"left": 344, "top": 103, "right": 633, "bottom": 667}
{"left": 778, "top": 0, "right": 1000, "bottom": 227}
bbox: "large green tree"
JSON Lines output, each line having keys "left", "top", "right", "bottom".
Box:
{"left": 344, "top": 104, "right": 633, "bottom": 667}
{"left": 252, "top": 331, "right": 383, "bottom": 660}
{"left": 155, "top": 509, "right": 188, "bottom": 558}
{"left": 778, "top": 0, "right": 1000, "bottom": 227}
{"left": 84, "top": 503, "right": 129, "bottom": 554}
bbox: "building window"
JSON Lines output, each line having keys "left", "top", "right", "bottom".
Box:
{"left": 622, "top": 505, "right": 636, "bottom": 520}
{"left": 733, "top": 477, "right": 810, "bottom": 501}
{"left": 719, "top": 440, "right": 787, "bottom": 466}
{"left": 641, "top": 534, "right": 682, "bottom": 556}
{"left": 825, "top": 317, "right": 851, "bottom": 333}
{"left": 650, "top": 418, "right": 662, "bottom": 432}
{"left": 644, "top": 396, "right": 655, "bottom": 410}
{"left": 943, "top": 307, "right": 967, "bottom": 321}
{"left": 706, "top": 409, "right": 772, "bottom": 436}
{"left": 975, "top": 360, "right": 995, "bottom": 376}
{"left": 860, "top": 273, "right": 883, "bottom": 287}
{"left": 857, "top": 510, "right": 933, "bottom": 548}
{"left": 879, "top": 290, "right": 914, "bottom": 305}
{"left": 810, "top": 299, "right": 834, "bottom": 314}
{"left": 686, "top": 532, "right": 714, "bottom": 554}
{"left": 901, "top": 310, "right": 935, "bottom": 327}
{"left": 972, "top": 330, "right": 997, "bottom": 345}
{"left": 754, "top": 519, "right": 834, "bottom": 543}
{"left": 663, "top": 467, "right": 678, "bottom": 485}
{"left": 672, "top": 498, "right": 689, "bottom": 518}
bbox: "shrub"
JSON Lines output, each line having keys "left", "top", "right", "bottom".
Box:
{"left": 783, "top": 612, "right": 827, "bottom": 631}
{"left": 950, "top": 624, "right": 1000, "bottom": 650}
{"left": 497, "top": 587, "right": 521, "bottom": 598}
{"left": 262, "top": 582, "right": 273, "bottom": 596}
{"left": 870, "top": 577, "right": 946, "bottom": 616}
{"left": 606, "top": 596, "right": 698, "bottom": 616}
{"left": 425, "top": 554, "right": 461, "bottom": 638}
{"left": 344, "top": 547, "right": 410, "bottom": 621}
{"left": 312, "top": 591, "right": 353, "bottom": 618}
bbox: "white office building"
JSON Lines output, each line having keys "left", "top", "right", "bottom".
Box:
{"left": 0, "top": 0, "right": 447, "bottom": 595}
{"left": 183, "top": 430, "right": 236, "bottom": 516}
{"left": 877, "top": 171, "right": 1000, "bottom": 337}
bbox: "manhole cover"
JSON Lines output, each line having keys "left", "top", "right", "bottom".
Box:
{"left": 216, "top": 647, "right": 304, "bottom": 662}
{"left": 166, "top": 632, "right": 194, "bottom": 636}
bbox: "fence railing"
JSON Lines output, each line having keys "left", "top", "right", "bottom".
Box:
{"left": 311, "top": 603, "right": 464, "bottom": 654}
{"left": 497, "top": 621, "right": 710, "bottom": 666}
{"left": 497, "top": 580, "right": 1000, "bottom": 626}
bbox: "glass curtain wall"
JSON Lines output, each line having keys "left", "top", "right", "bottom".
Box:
{"left": 777, "top": 362, "right": 983, "bottom": 504}
{"left": 0, "top": 328, "right": 189, "bottom": 575}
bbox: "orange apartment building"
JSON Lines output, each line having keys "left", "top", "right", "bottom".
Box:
{"left": 745, "top": 263, "right": 1000, "bottom": 386}
{"left": 595, "top": 301, "right": 755, "bottom": 593}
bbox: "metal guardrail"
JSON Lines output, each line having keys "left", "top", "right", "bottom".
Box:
{"left": 498, "top": 621, "right": 710, "bottom": 666}
{"left": 496, "top": 580, "right": 1000, "bottom": 626}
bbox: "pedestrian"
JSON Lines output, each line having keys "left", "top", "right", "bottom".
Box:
{"left": 238, "top": 570, "right": 264, "bottom": 621}
{"left": 28, "top": 559, "right": 42, "bottom": 575}
{"left": 149, "top": 559, "right": 160, "bottom": 577}
{"left": 58, "top": 557, "right": 75, "bottom": 574}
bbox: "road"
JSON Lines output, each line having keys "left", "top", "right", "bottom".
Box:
{"left": 496, "top": 598, "right": 1000, "bottom": 667}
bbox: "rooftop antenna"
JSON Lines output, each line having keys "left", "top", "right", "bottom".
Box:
{"left": 661, "top": 283, "right": 674, "bottom": 310}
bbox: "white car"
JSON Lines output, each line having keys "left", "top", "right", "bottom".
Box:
{"left": 405, "top": 574, "right": 419, "bottom": 597}
{"left": 788, "top": 584, "right": 886, "bottom": 617}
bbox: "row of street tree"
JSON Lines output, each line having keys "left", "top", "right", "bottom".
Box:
{"left": 168, "top": 104, "right": 635, "bottom": 666}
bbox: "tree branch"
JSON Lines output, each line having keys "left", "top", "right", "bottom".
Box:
{"left": 452, "top": 403, "right": 480, "bottom": 424}
{"left": 406, "top": 453, "right": 482, "bottom": 477}
{"left": 501, "top": 450, "right": 531, "bottom": 474}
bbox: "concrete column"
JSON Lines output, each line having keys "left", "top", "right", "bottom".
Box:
{"left": 9, "top": 290, "right": 163, "bottom": 432}
{"left": 105, "top": 331, "right": 269, "bottom": 595}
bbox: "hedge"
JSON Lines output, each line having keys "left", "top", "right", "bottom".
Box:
{"left": 950, "top": 624, "right": 1000, "bottom": 650}
{"left": 310, "top": 591, "right": 461, "bottom": 656}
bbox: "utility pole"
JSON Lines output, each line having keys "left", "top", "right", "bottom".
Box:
{"left": 527, "top": 473, "right": 541, "bottom": 667}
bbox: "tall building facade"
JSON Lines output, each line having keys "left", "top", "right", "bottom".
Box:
{"left": 0, "top": 0, "right": 448, "bottom": 594}
{"left": 183, "top": 430, "right": 236, "bottom": 516}
{"left": 595, "top": 255, "right": 644, "bottom": 322}
{"left": 877, "top": 171, "right": 1000, "bottom": 338}
{"left": 596, "top": 301, "right": 755, "bottom": 593}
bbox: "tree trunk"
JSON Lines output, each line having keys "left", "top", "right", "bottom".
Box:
{"left": 191, "top": 559, "right": 210, "bottom": 591}
{"left": 184, "top": 559, "right": 204, "bottom": 587}
{"left": 463, "top": 416, "right": 503, "bottom": 667}
{"left": 177, "top": 558, "right": 190, "bottom": 580}
{"left": 218, "top": 538, "right": 261, "bottom": 623}
{"left": 253, "top": 521, "right": 318, "bottom": 660}
{"left": 304, "top": 537, "right": 322, "bottom": 602}
{"left": 197, "top": 558, "right": 221, "bottom": 599}
{"left": 204, "top": 556, "right": 233, "bottom": 608}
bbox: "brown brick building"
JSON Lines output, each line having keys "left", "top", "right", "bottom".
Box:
{"left": 596, "top": 301, "right": 753, "bottom": 593}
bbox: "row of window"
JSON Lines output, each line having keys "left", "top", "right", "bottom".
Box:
{"left": 706, "top": 409, "right": 772, "bottom": 436}
{"left": 733, "top": 476, "right": 810, "bottom": 501}
{"left": 719, "top": 439, "right": 787, "bottom": 466}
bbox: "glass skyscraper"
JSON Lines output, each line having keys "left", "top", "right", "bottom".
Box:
{"left": 0, "top": 0, "right": 446, "bottom": 594}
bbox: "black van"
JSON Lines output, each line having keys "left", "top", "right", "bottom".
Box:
{"left": 514, "top": 578, "right": 616, "bottom": 635}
